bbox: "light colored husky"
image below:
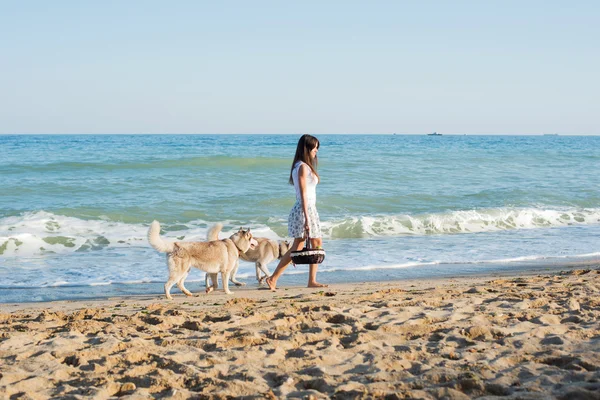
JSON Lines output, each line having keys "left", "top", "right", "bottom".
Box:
{"left": 148, "top": 220, "right": 257, "bottom": 300}
{"left": 242, "top": 238, "right": 290, "bottom": 284}
{"left": 205, "top": 225, "right": 290, "bottom": 287}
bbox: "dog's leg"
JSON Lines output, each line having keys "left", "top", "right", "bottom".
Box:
{"left": 164, "top": 278, "right": 177, "bottom": 300}
{"left": 257, "top": 260, "right": 271, "bottom": 285}
{"left": 177, "top": 270, "right": 194, "bottom": 297}
{"left": 230, "top": 259, "right": 245, "bottom": 286}
{"left": 205, "top": 273, "right": 217, "bottom": 290}
{"left": 255, "top": 261, "right": 262, "bottom": 283}
{"left": 222, "top": 270, "right": 233, "bottom": 294}
{"left": 164, "top": 256, "right": 180, "bottom": 300}
{"left": 206, "top": 273, "right": 218, "bottom": 293}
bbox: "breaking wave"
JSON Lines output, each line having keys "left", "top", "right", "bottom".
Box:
{"left": 1, "top": 207, "right": 600, "bottom": 256}
{"left": 322, "top": 207, "right": 600, "bottom": 238}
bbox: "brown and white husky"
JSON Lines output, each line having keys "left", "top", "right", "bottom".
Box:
{"left": 148, "top": 220, "right": 257, "bottom": 300}
{"left": 205, "top": 224, "right": 290, "bottom": 287}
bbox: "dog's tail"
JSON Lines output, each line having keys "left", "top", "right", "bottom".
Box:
{"left": 206, "top": 222, "right": 223, "bottom": 241}
{"left": 148, "top": 220, "right": 175, "bottom": 253}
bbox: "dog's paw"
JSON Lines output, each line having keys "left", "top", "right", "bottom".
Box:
{"left": 206, "top": 287, "right": 214, "bottom": 294}
{"left": 225, "top": 290, "right": 233, "bottom": 295}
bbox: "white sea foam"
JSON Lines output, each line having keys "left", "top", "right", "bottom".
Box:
{"left": 467, "top": 255, "right": 544, "bottom": 264}
{"left": 322, "top": 207, "right": 600, "bottom": 238}
{"left": 0, "top": 211, "right": 283, "bottom": 257}
{"left": 0, "top": 211, "right": 204, "bottom": 257}
{"left": 0, "top": 211, "right": 151, "bottom": 256}
{"left": 323, "top": 262, "right": 439, "bottom": 272}
{"left": 46, "top": 281, "right": 70, "bottom": 287}
{"left": 477, "top": 252, "right": 600, "bottom": 264}
{"left": 2, "top": 207, "right": 600, "bottom": 257}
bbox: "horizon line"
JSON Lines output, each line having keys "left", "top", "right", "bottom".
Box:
{"left": 1, "top": 132, "right": 598, "bottom": 136}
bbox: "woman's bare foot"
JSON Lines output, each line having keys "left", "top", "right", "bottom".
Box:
{"left": 265, "top": 276, "right": 277, "bottom": 291}
{"left": 307, "top": 282, "right": 328, "bottom": 288}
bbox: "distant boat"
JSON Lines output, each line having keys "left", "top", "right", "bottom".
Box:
{"left": 543, "top": 133, "right": 559, "bottom": 136}
{"left": 427, "top": 132, "right": 442, "bottom": 136}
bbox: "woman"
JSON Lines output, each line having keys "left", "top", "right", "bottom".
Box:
{"left": 266, "top": 134, "right": 328, "bottom": 290}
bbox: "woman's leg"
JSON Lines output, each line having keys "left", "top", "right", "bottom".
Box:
{"left": 266, "top": 238, "right": 304, "bottom": 290}
{"left": 307, "top": 237, "right": 328, "bottom": 288}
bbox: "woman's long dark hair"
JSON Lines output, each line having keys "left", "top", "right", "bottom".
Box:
{"left": 289, "top": 134, "right": 320, "bottom": 185}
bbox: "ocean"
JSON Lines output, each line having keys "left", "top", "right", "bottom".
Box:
{"left": 1, "top": 134, "right": 599, "bottom": 303}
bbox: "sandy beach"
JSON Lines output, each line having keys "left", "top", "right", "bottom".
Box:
{"left": 1, "top": 268, "right": 599, "bottom": 399}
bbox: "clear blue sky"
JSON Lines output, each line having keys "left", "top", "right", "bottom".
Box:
{"left": 1, "top": 1, "right": 598, "bottom": 134}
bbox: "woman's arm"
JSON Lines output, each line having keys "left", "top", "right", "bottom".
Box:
{"left": 298, "top": 164, "right": 310, "bottom": 235}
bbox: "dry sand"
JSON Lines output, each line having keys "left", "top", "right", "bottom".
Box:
{"left": 1, "top": 268, "right": 600, "bottom": 399}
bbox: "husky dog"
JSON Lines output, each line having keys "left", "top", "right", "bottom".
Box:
{"left": 148, "top": 220, "right": 257, "bottom": 300}
{"left": 205, "top": 225, "right": 290, "bottom": 287}
{"left": 203, "top": 223, "right": 248, "bottom": 289}
{"left": 242, "top": 238, "right": 290, "bottom": 284}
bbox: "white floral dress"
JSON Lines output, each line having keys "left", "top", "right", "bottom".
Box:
{"left": 288, "top": 161, "right": 322, "bottom": 238}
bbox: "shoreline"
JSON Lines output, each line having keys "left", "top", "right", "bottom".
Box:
{"left": 2, "top": 272, "right": 530, "bottom": 311}
{"left": 2, "top": 267, "right": 600, "bottom": 398}
{"left": 2, "top": 259, "right": 597, "bottom": 305}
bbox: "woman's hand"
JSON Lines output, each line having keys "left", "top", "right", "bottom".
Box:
{"left": 303, "top": 211, "right": 310, "bottom": 234}
{"left": 304, "top": 219, "right": 310, "bottom": 235}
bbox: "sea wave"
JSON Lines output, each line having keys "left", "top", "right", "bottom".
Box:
{"left": 1, "top": 207, "right": 600, "bottom": 256}
{"left": 322, "top": 207, "right": 600, "bottom": 238}
{"left": 0, "top": 211, "right": 278, "bottom": 257}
